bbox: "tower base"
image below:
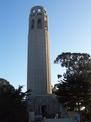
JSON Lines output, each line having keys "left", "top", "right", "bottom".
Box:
{"left": 28, "top": 94, "right": 64, "bottom": 118}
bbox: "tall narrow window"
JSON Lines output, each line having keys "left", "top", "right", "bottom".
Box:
{"left": 37, "top": 19, "right": 42, "bottom": 29}
{"left": 44, "top": 20, "right": 48, "bottom": 30}
{"left": 31, "top": 19, "right": 34, "bottom": 29}
{"left": 44, "top": 17, "right": 48, "bottom": 30}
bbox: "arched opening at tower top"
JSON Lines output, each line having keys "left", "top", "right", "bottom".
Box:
{"left": 31, "top": 19, "right": 34, "bottom": 29}
{"left": 37, "top": 19, "right": 42, "bottom": 29}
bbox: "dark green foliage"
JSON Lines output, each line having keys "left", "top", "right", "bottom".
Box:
{"left": 0, "top": 78, "right": 29, "bottom": 122}
{"left": 54, "top": 52, "right": 91, "bottom": 112}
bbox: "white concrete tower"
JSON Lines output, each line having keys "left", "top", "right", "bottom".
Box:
{"left": 27, "top": 6, "right": 51, "bottom": 95}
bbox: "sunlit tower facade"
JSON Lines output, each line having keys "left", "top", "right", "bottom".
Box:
{"left": 27, "top": 6, "right": 51, "bottom": 96}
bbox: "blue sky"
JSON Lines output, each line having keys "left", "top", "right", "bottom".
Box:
{"left": 0, "top": 0, "right": 91, "bottom": 91}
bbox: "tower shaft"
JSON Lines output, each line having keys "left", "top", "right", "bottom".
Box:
{"left": 27, "top": 6, "right": 51, "bottom": 95}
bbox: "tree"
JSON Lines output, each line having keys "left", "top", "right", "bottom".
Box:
{"left": 54, "top": 52, "right": 91, "bottom": 113}
{"left": 0, "top": 78, "right": 30, "bottom": 122}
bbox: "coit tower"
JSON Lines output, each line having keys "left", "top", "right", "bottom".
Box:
{"left": 27, "top": 6, "right": 51, "bottom": 95}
